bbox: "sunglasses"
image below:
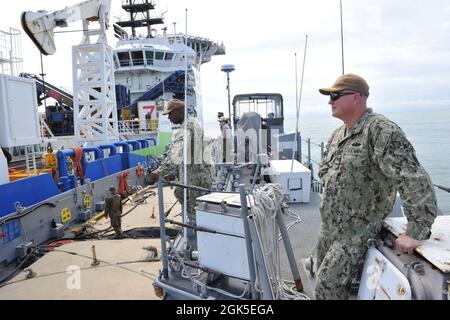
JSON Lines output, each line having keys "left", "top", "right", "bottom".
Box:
{"left": 329, "top": 91, "right": 357, "bottom": 102}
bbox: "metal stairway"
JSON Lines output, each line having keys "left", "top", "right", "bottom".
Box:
{"left": 127, "top": 69, "right": 187, "bottom": 114}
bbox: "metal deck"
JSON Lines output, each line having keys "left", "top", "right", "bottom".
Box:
{"left": 0, "top": 187, "right": 182, "bottom": 300}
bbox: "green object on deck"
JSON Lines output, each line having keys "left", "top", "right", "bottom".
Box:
{"left": 131, "top": 132, "right": 172, "bottom": 157}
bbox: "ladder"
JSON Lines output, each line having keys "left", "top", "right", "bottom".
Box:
{"left": 24, "top": 145, "right": 38, "bottom": 177}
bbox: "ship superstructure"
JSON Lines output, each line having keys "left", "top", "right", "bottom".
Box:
{"left": 112, "top": 0, "right": 225, "bottom": 134}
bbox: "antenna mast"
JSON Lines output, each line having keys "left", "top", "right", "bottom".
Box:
{"left": 340, "top": 0, "right": 345, "bottom": 74}
{"left": 291, "top": 35, "right": 308, "bottom": 175}
{"left": 117, "top": 0, "right": 164, "bottom": 38}
{"left": 183, "top": 8, "right": 189, "bottom": 250}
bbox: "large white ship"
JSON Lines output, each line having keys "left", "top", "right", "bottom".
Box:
{"left": 112, "top": 0, "right": 224, "bottom": 140}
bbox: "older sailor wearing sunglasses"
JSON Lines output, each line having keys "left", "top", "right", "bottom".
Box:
{"left": 314, "top": 74, "right": 437, "bottom": 300}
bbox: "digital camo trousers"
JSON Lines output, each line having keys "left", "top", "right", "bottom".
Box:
{"left": 315, "top": 236, "right": 368, "bottom": 300}
{"left": 174, "top": 187, "right": 207, "bottom": 222}
{"left": 110, "top": 215, "right": 122, "bottom": 237}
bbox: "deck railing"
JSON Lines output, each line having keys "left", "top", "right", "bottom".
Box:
{"left": 118, "top": 120, "right": 139, "bottom": 134}
{"left": 298, "top": 137, "right": 325, "bottom": 194}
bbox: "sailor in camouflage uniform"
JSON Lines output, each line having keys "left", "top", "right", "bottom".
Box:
{"left": 315, "top": 74, "right": 437, "bottom": 300}
{"left": 105, "top": 186, "right": 123, "bottom": 239}
{"left": 151, "top": 99, "right": 215, "bottom": 223}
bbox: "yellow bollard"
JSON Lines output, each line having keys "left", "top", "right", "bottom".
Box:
{"left": 91, "top": 245, "right": 100, "bottom": 266}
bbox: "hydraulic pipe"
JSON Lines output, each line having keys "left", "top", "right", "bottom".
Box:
{"left": 377, "top": 245, "right": 428, "bottom": 299}
{"left": 247, "top": 214, "right": 274, "bottom": 299}
{"left": 276, "top": 209, "right": 303, "bottom": 292}
{"left": 239, "top": 184, "right": 259, "bottom": 300}
{"left": 158, "top": 176, "right": 169, "bottom": 279}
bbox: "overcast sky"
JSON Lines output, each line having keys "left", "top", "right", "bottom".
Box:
{"left": 2, "top": 0, "right": 450, "bottom": 123}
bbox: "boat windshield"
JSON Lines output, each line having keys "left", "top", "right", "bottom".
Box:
{"left": 233, "top": 94, "right": 283, "bottom": 121}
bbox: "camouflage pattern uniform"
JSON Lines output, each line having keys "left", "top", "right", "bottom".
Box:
{"left": 316, "top": 108, "right": 437, "bottom": 300}
{"left": 105, "top": 192, "right": 123, "bottom": 238}
{"left": 159, "top": 116, "right": 215, "bottom": 221}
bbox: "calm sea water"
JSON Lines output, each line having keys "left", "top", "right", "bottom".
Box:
{"left": 203, "top": 105, "right": 450, "bottom": 214}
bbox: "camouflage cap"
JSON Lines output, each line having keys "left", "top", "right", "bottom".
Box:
{"left": 319, "top": 74, "right": 370, "bottom": 97}
{"left": 162, "top": 99, "right": 184, "bottom": 115}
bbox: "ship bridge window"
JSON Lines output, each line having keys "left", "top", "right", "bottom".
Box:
{"left": 165, "top": 52, "right": 174, "bottom": 60}
{"left": 131, "top": 50, "right": 144, "bottom": 66}
{"left": 117, "top": 51, "right": 131, "bottom": 67}
{"left": 12, "top": 146, "right": 22, "bottom": 157}
{"left": 145, "top": 51, "right": 154, "bottom": 65}
{"left": 155, "top": 51, "right": 165, "bottom": 60}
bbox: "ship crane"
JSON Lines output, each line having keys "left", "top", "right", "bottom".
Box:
{"left": 21, "top": 0, "right": 111, "bottom": 55}
{"left": 21, "top": 0, "right": 119, "bottom": 145}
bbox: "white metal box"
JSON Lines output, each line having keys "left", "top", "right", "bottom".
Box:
{"left": 269, "top": 159, "right": 311, "bottom": 203}
{"left": 0, "top": 150, "right": 8, "bottom": 184}
{"left": 358, "top": 247, "right": 412, "bottom": 300}
{"left": 0, "top": 75, "right": 40, "bottom": 147}
{"left": 195, "top": 193, "right": 251, "bottom": 281}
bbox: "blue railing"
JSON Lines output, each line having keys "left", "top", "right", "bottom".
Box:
{"left": 0, "top": 138, "right": 158, "bottom": 218}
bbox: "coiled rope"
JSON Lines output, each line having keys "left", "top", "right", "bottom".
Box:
{"left": 251, "top": 183, "right": 309, "bottom": 300}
